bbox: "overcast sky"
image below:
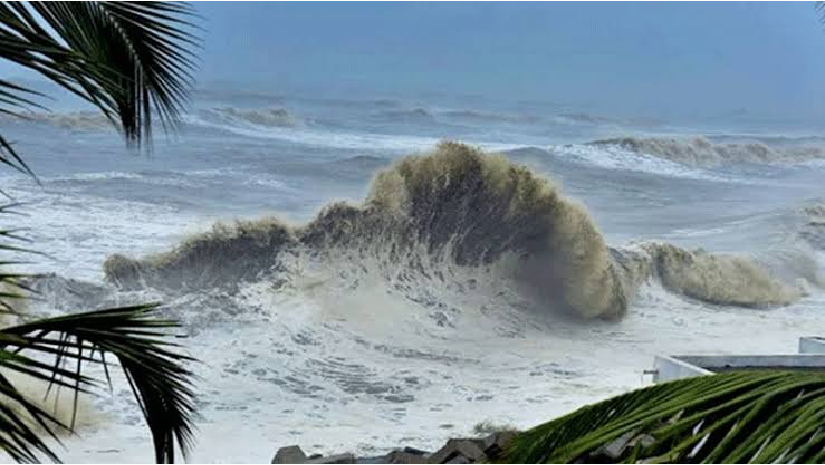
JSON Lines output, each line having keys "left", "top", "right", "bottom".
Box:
{"left": 193, "top": 2, "right": 825, "bottom": 120}
{"left": 3, "top": 2, "right": 825, "bottom": 121}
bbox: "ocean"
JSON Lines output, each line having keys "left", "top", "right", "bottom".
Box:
{"left": 2, "top": 89, "right": 825, "bottom": 462}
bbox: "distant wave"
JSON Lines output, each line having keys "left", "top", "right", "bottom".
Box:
{"left": 376, "top": 108, "right": 435, "bottom": 122}
{"left": 186, "top": 110, "right": 527, "bottom": 152}
{"left": 105, "top": 142, "right": 805, "bottom": 326}
{"left": 331, "top": 155, "right": 392, "bottom": 169}
{"left": 589, "top": 136, "right": 825, "bottom": 167}
{"left": 439, "top": 109, "right": 541, "bottom": 124}
{"left": 371, "top": 99, "right": 403, "bottom": 108}
{"left": 0, "top": 110, "right": 113, "bottom": 131}
{"left": 554, "top": 114, "right": 666, "bottom": 128}
{"left": 707, "top": 134, "right": 825, "bottom": 147}
{"left": 546, "top": 144, "right": 740, "bottom": 182}
{"left": 556, "top": 113, "right": 615, "bottom": 126}
{"left": 48, "top": 170, "right": 199, "bottom": 188}
{"left": 198, "top": 107, "right": 300, "bottom": 128}
{"left": 193, "top": 88, "right": 286, "bottom": 106}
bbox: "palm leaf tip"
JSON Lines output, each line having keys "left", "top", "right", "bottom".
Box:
{"left": 1, "top": 304, "right": 198, "bottom": 463}
{"left": 505, "top": 370, "right": 825, "bottom": 464}
{"left": 2, "top": 1, "right": 201, "bottom": 151}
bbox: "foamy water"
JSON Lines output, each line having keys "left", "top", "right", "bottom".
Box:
{"left": 2, "top": 95, "right": 825, "bottom": 463}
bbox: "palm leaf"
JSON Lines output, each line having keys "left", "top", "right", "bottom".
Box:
{"left": 504, "top": 370, "right": 825, "bottom": 463}
{"left": 0, "top": 304, "right": 198, "bottom": 463}
{"left": 0, "top": 1, "right": 200, "bottom": 149}
{"left": 0, "top": 368, "right": 66, "bottom": 464}
{"left": 0, "top": 2, "right": 201, "bottom": 463}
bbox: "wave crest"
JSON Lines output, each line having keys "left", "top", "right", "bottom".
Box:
{"left": 614, "top": 242, "right": 802, "bottom": 308}
{"left": 378, "top": 108, "right": 434, "bottom": 121}
{"left": 104, "top": 142, "right": 806, "bottom": 322}
{"left": 199, "top": 107, "right": 299, "bottom": 128}
{"left": 590, "top": 136, "right": 825, "bottom": 167}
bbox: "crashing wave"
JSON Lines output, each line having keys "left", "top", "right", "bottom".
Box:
{"left": 105, "top": 142, "right": 805, "bottom": 321}
{"left": 612, "top": 242, "right": 802, "bottom": 308}
{"left": 590, "top": 136, "right": 825, "bottom": 167}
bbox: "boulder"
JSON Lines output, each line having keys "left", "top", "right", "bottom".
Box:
{"left": 482, "top": 431, "right": 518, "bottom": 460}
{"left": 428, "top": 439, "right": 486, "bottom": 464}
{"left": 386, "top": 451, "right": 428, "bottom": 464}
{"left": 595, "top": 431, "right": 636, "bottom": 459}
{"left": 444, "top": 456, "right": 470, "bottom": 464}
{"left": 355, "top": 455, "right": 389, "bottom": 464}
{"left": 403, "top": 447, "right": 430, "bottom": 456}
{"left": 306, "top": 453, "right": 356, "bottom": 464}
{"left": 272, "top": 445, "right": 307, "bottom": 464}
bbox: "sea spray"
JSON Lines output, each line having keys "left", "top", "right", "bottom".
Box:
{"left": 105, "top": 142, "right": 805, "bottom": 320}
{"left": 106, "top": 142, "right": 627, "bottom": 319}
{"left": 612, "top": 242, "right": 803, "bottom": 308}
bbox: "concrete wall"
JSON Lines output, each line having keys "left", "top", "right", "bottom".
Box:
{"left": 652, "top": 354, "right": 825, "bottom": 383}
{"left": 652, "top": 337, "right": 825, "bottom": 383}
{"left": 653, "top": 355, "right": 713, "bottom": 383}
{"left": 799, "top": 337, "right": 825, "bottom": 354}
{"left": 676, "top": 354, "right": 825, "bottom": 370}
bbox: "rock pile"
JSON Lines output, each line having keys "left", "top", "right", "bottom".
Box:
{"left": 271, "top": 431, "right": 517, "bottom": 464}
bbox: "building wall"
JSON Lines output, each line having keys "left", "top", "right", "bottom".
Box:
{"left": 799, "top": 337, "right": 825, "bottom": 354}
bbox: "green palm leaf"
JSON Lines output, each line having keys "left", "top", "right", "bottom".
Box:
{"left": 505, "top": 371, "right": 825, "bottom": 464}
{"left": 0, "top": 2, "right": 201, "bottom": 462}
{"left": 0, "top": 1, "right": 199, "bottom": 150}
{"left": 0, "top": 305, "right": 198, "bottom": 464}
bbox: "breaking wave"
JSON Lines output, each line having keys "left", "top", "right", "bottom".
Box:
{"left": 197, "top": 107, "right": 300, "bottom": 128}
{"left": 796, "top": 199, "right": 825, "bottom": 251}
{"left": 0, "top": 107, "right": 301, "bottom": 132}
{"left": 440, "top": 109, "right": 541, "bottom": 124}
{"left": 0, "top": 110, "right": 113, "bottom": 131}
{"left": 556, "top": 113, "right": 615, "bottom": 126}
{"left": 590, "top": 136, "right": 825, "bottom": 167}
{"left": 612, "top": 243, "right": 804, "bottom": 308}
{"left": 104, "top": 142, "right": 807, "bottom": 324}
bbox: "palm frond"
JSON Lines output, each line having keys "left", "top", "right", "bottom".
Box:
{"left": 0, "top": 304, "right": 198, "bottom": 463}
{"left": 0, "top": 369, "right": 65, "bottom": 464}
{"left": 0, "top": 1, "right": 200, "bottom": 149}
{"left": 505, "top": 371, "right": 825, "bottom": 463}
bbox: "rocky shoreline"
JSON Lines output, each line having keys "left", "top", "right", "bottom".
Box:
{"left": 271, "top": 431, "right": 517, "bottom": 464}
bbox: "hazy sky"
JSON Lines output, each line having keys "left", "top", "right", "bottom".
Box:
{"left": 3, "top": 2, "right": 825, "bottom": 121}
{"left": 191, "top": 2, "right": 825, "bottom": 121}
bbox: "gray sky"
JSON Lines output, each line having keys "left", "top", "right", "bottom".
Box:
{"left": 194, "top": 2, "right": 825, "bottom": 122}
{"left": 4, "top": 2, "right": 825, "bottom": 123}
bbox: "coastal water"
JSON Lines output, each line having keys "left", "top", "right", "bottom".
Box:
{"left": 2, "top": 89, "right": 825, "bottom": 462}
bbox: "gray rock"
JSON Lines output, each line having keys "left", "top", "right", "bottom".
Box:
{"left": 306, "top": 453, "right": 356, "bottom": 464}
{"left": 386, "top": 451, "right": 428, "bottom": 464}
{"left": 403, "top": 447, "right": 430, "bottom": 456}
{"left": 629, "top": 433, "right": 655, "bottom": 449}
{"left": 272, "top": 445, "right": 307, "bottom": 464}
{"left": 355, "top": 455, "right": 389, "bottom": 464}
{"left": 596, "top": 431, "right": 636, "bottom": 459}
{"left": 444, "top": 456, "right": 470, "bottom": 464}
{"left": 483, "top": 431, "right": 517, "bottom": 459}
{"left": 428, "top": 439, "right": 486, "bottom": 464}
